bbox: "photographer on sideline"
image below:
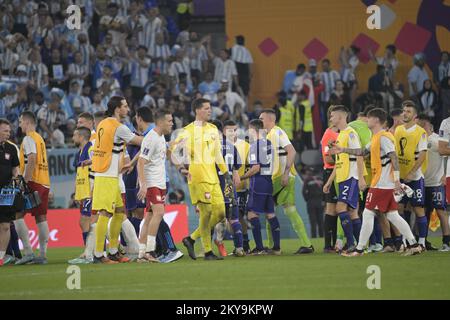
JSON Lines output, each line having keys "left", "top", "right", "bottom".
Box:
{"left": 0, "top": 119, "right": 20, "bottom": 266}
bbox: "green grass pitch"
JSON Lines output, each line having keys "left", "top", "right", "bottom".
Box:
{"left": 1, "top": 238, "right": 449, "bottom": 300}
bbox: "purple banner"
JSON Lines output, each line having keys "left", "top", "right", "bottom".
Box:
{"left": 193, "top": 0, "right": 225, "bottom": 16}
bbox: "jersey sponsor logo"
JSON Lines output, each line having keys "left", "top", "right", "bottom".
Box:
{"left": 399, "top": 137, "right": 407, "bottom": 156}
{"left": 142, "top": 147, "right": 149, "bottom": 156}
{"left": 205, "top": 192, "right": 211, "bottom": 200}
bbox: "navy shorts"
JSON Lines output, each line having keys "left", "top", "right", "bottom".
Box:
{"left": 247, "top": 192, "right": 275, "bottom": 215}
{"left": 80, "top": 199, "right": 92, "bottom": 217}
{"left": 425, "top": 186, "right": 446, "bottom": 210}
{"left": 400, "top": 178, "right": 425, "bottom": 207}
{"left": 125, "top": 188, "right": 146, "bottom": 212}
{"left": 337, "top": 177, "right": 359, "bottom": 209}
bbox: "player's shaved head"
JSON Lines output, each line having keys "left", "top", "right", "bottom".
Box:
{"left": 75, "top": 126, "right": 91, "bottom": 141}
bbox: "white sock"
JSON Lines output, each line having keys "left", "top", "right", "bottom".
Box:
{"left": 14, "top": 219, "right": 33, "bottom": 256}
{"left": 37, "top": 221, "right": 49, "bottom": 258}
{"left": 138, "top": 243, "right": 146, "bottom": 258}
{"left": 386, "top": 211, "right": 417, "bottom": 245}
{"left": 146, "top": 235, "right": 156, "bottom": 252}
{"left": 121, "top": 219, "right": 140, "bottom": 254}
{"left": 0, "top": 251, "right": 5, "bottom": 259}
{"left": 84, "top": 223, "right": 96, "bottom": 260}
{"left": 356, "top": 209, "right": 376, "bottom": 251}
{"left": 418, "top": 237, "right": 426, "bottom": 246}
{"left": 215, "top": 221, "right": 226, "bottom": 242}
{"left": 109, "top": 247, "right": 118, "bottom": 255}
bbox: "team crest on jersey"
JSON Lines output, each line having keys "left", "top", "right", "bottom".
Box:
{"left": 422, "top": 133, "right": 426, "bottom": 140}
{"left": 349, "top": 132, "right": 355, "bottom": 140}
{"left": 205, "top": 192, "right": 211, "bottom": 200}
{"left": 4, "top": 153, "right": 10, "bottom": 160}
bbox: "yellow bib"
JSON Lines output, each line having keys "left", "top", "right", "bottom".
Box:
{"left": 92, "top": 118, "right": 122, "bottom": 173}
{"left": 335, "top": 127, "right": 365, "bottom": 183}
{"left": 75, "top": 165, "right": 90, "bottom": 200}
{"left": 370, "top": 131, "right": 396, "bottom": 187}
{"left": 394, "top": 125, "right": 428, "bottom": 179}
{"left": 19, "top": 131, "right": 50, "bottom": 186}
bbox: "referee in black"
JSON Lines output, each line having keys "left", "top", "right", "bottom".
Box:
{"left": 0, "top": 119, "right": 20, "bottom": 266}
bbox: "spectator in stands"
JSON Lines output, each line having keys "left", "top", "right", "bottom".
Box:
{"left": 329, "top": 80, "right": 351, "bottom": 109}
{"left": 169, "top": 49, "right": 191, "bottom": 88}
{"left": 220, "top": 79, "right": 246, "bottom": 115}
{"left": 96, "top": 64, "right": 120, "bottom": 93}
{"left": 408, "top": 53, "right": 430, "bottom": 98}
{"left": 231, "top": 35, "right": 253, "bottom": 98}
{"left": 142, "top": 86, "right": 159, "bottom": 108}
{"left": 76, "top": 33, "right": 95, "bottom": 71}
{"left": 143, "top": 6, "right": 162, "bottom": 56}
{"left": 320, "top": 58, "right": 340, "bottom": 115}
{"left": 418, "top": 79, "right": 438, "bottom": 118}
{"left": 339, "top": 45, "right": 360, "bottom": 102}
{"left": 438, "top": 52, "right": 450, "bottom": 118}
{"left": 297, "top": 90, "right": 313, "bottom": 150}
{"left": 248, "top": 100, "right": 263, "bottom": 121}
{"left": 151, "top": 32, "right": 172, "bottom": 77}
{"left": 47, "top": 48, "right": 68, "bottom": 90}
{"left": 68, "top": 52, "right": 89, "bottom": 91}
{"left": 369, "top": 44, "right": 399, "bottom": 81}
{"left": 28, "top": 91, "right": 46, "bottom": 115}
{"left": 214, "top": 89, "right": 231, "bottom": 122}
{"left": 67, "top": 81, "right": 83, "bottom": 115}
{"left": 0, "top": 35, "right": 19, "bottom": 75}
{"left": 91, "top": 92, "right": 107, "bottom": 114}
{"left": 26, "top": 49, "right": 48, "bottom": 91}
{"left": 184, "top": 32, "right": 208, "bottom": 87}
{"left": 368, "top": 64, "right": 388, "bottom": 94}
{"left": 79, "top": 84, "right": 93, "bottom": 114}
{"left": 274, "top": 91, "right": 295, "bottom": 140}
{"left": 128, "top": 45, "right": 151, "bottom": 101}
{"left": 99, "top": 3, "right": 128, "bottom": 46}
{"left": 305, "top": 59, "right": 318, "bottom": 79}
{"left": 290, "top": 63, "right": 307, "bottom": 97}
{"left": 198, "top": 71, "right": 220, "bottom": 103}
{"left": 37, "top": 97, "right": 67, "bottom": 147}
{"left": 207, "top": 40, "right": 239, "bottom": 92}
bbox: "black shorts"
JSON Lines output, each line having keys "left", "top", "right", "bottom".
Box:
{"left": 323, "top": 169, "right": 338, "bottom": 204}
{"left": 0, "top": 208, "right": 16, "bottom": 223}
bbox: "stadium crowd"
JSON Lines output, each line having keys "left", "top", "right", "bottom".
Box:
{"left": 1, "top": 0, "right": 450, "bottom": 265}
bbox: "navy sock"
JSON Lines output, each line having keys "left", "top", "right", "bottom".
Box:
{"left": 374, "top": 217, "right": 382, "bottom": 244}
{"left": 403, "top": 210, "right": 412, "bottom": 225}
{"left": 417, "top": 216, "right": 428, "bottom": 239}
{"left": 351, "top": 218, "right": 362, "bottom": 243}
{"left": 394, "top": 235, "right": 403, "bottom": 247}
{"left": 250, "top": 217, "right": 264, "bottom": 250}
{"left": 156, "top": 230, "right": 165, "bottom": 255}
{"left": 338, "top": 212, "right": 354, "bottom": 246}
{"left": 267, "top": 216, "right": 281, "bottom": 250}
{"left": 129, "top": 217, "right": 142, "bottom": 237}
{"left": 369, "top": 230, "right": 376, "bottom": 246}
{"left": 231, "top": 221, "right": 243, "bottom": 248}
{"left": 120, "top": 232, "right": 127, "bottom": 246}
{"left": 82, "top": 232, "right": 88, "bottom": 245}
{"left": 159, "top": 220, "right": 177, "bottom": 251}
{"left": 443, "top": 235, "right": 450, "bottom": 245}
{"left": 384, "top": 237, "right": 393, "bottom": 246}
{"left": 9, "top": 223, "right": 22, "bottom": 258}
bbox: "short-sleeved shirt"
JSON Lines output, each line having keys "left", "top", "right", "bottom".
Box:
{"left": 139, "top": 129, "right": 167, "bottom": 189}
{"left": 213, "top": 57, "right": 237, "bottom": 84}
{"left": 249, "top": 138, "right": 273, "bottom": 195}
{"left": 95, "top": 124, "right": 136, "bottom": 178}
{"left": 439, "top": 117, "right": 450, "bottom": 178}
{"left": 424, "top": 133, "right": 444, "bottom": 187}
{"left": 321, "top": 128, "right": 339, "bottom": 169}
{"left": 408, "top": 66, "right": 430, "bottom": 96}
{"left": 217, "top": 136, "right": 241, "bottom": 192}
{"left": 366, "top": 136, "right": 396, "bottom": 189}
{"left": 0, "top": 141, "right": 20, "bottom": 187}
{"left": 343, "top": 128, "right": 362, "bottom": 180}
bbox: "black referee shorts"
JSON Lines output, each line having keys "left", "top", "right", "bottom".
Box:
{"left": 323, "top": 168, "right": 338, "bottom": 204}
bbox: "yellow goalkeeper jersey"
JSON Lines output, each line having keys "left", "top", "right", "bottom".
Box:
{"left": 171, "top": 122, "right": 228, "bottom": 184}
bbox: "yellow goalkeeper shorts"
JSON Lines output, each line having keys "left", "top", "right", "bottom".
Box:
{"left": 92, "top": 176, "right": 123, "bottom": 214}
{"left": 189, "top": 182, "right": 224, "bottom": 206}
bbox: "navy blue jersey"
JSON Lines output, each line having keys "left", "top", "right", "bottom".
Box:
{"left": 249, "top": 138, "right": 273, "bottom": 195}
{"left": 217, "top": 136, "right": 242, "bottom": 192}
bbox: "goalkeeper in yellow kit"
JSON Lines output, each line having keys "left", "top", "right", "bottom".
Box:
{"left": 170, "top": 98, "right": 238, "bottom": 260}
